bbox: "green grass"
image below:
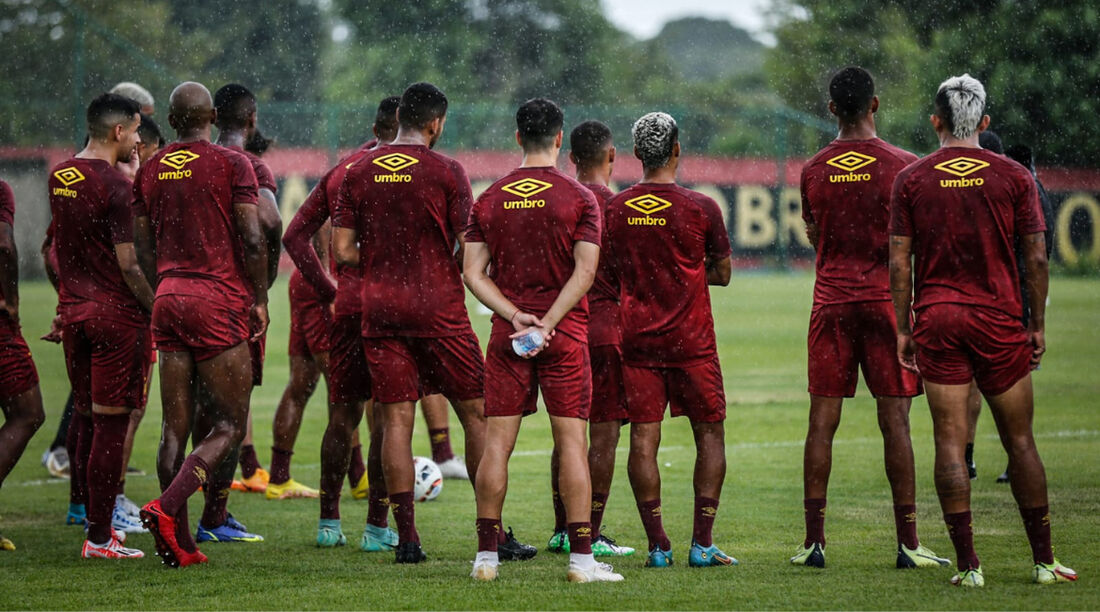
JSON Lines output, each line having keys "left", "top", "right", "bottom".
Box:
{"left": 1, "top": 274, "right": 1098, "bottom": 609}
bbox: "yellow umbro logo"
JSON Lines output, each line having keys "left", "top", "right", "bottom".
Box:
{"left": 934, "top": 156, "right": 990, "bottom": 177}
{"left": 373, "top": 153, "right": 419, "bottom": 173}
{"left": 826, "top": 151, "right": 877, "bottom": 173}
{"left": 53, "top": 167, "right": 85, "bottom": 187}
{"left": 160, "top": 150, "right": 200, "bottom": 170}
{"left": 501, "top": 178, "right": 553, "bottom": 199}
{"left": 625, "top": 194, "right": 672, "bottom": 215}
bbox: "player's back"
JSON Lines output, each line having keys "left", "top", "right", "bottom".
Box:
{"left": 48, "top": 157, "right": 146, "bottom": 326}
{"left": 0, "top": 180, "right": 17, "bottom": 336}
{"left": 336, "top": 143, "right": 473, "bottom": 337}
{"left": 605, "top": 182, "right": 730, "bottom": 367}
{"left": 890, "top": 146, "right": 1044, "bottom": 319}
{"left": 133, "top": 140, "right": 258, "bottom": 308}
{"left": 468, "top": 167, "right": 601, "bottom": 341}
{"left": 801, "top": 138, "right": 917, "bottom": 306}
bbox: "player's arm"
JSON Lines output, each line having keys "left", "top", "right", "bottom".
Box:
{"left": 234, "top": 202, "right": 269, "bottom": 339}
{"left": 540, "top": 240, "right": 600, "bottom": 333}
{"left": 257, "top": 187, "right": 282, "bottom": 286}
{"left": 805, "top": 223, "right": 820, "bottom": 250}
{"left": 889, "top": 234, "right": 918, "bottom": 373}
{"left": 1021, "top": 231, "right": 1049, "bottom": 367}
{"left": 283, "top": 187, "right": 337, "bottom": 302}
{"left": 133, "top": 215, "right": 157, "bottom": 289}
{"left": 462, "top": 240, "right": 546, "bottom": 353}
{"left": 41, "top": 227, "right": 60, "bottom": 292}
{"left": 0, "top": 220, "right": 18, "bottom": 323}
{"left": 332, "top": 228, "right": 359, "bottom": 266}
{"left": 114, "top": 243, "right": 155, "bottom": 312}
{"left": 706, "top": 255, "right": 732, "bottom": 286}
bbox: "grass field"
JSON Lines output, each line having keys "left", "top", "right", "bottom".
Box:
{"left": 1, "top": 273, "right": 1097, "bottom": 610}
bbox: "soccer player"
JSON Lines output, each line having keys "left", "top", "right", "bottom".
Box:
{"left": 544, "top": 120, "right": 633, "bottom": 558}
{"left": 284, "top": 96, "right": 397, "bottom": 550}
{"left": 604, "top": 112, "right": 734, "bottom": 569}
{"left": 0, "top": 179, "right": 46, "bottom": 551}
{"left": 889, "top": 73, "right": 1076, "bottom": 587}
{"left": 792, "top": 67, "right": 948, "bottom": 570}
{"left": 211, "top": 84, "right": 282, "bottom": 506}
{"left": 333, "top": 82, "right": 490, "bottom": 564}
{"left": 422, "top": 393, "right": 469, "bottom": 479}
{"left": 134, "top": 81, "right": 268, "bottom": 568}
{"left": 108, "top": 82, "right": 154, "bottom": 181}
{"left": 137, "top": 114, "right": 165, "bottom": 164}
{"left": 464, "top": 99, "right": 621, "bottom": 583}
{"left": 48, "top": 93, "right": 154, "bottom": 559}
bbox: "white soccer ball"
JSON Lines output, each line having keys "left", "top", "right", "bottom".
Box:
{"left": 413, "top": 456, "right": 443, "bottom": 502}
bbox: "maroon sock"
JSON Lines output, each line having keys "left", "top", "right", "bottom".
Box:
{"left": 269, "top": 447, "right": 292, "bottom": 484}
{"left": 552, "top": 488, "right": 566, "bottom": 532}
{"left": 804, "top": 498, "right": 826, "bottom": 547}
{"left": 476, "top": 518, "right": 500, "bottom": 552}
{"left": 175, "top": 504, "right": 197, "bottom": 553}
{"left": 86, "top": 413, "right": 128, "bottom": 544}
{"left": 894, "top": 504, "right": 919, "bottom": 550}
{"left": 200, "top": 481, "right": 230, "bottom": 529}
{"left": 693, "top": 496, "right": 719, "bottom": 548}
{"left": 239, "top": 444, "right": 260, "bottom": 479}
{"left": 389, "top": 491, "right": 418, "bottom": 544}
{"left": 346, "top": 445, "right": 366, "bottom": 488}
{"left": 944, "top": 511, "right": 981, "bottom": 570}
{"left": 429, "top": 428, "right": 454, "bottom": 463}
{"left": 590, "top": 492, "right": 609, "bottom": 539}
{"left": 160, "top": 455, "right": 210, "bottom": 517}
{"left": 568, "top": 522, "right": 593, "bottom": 555}
{"left": 1020, "top": 505, "right": 1054, "bottom": 564}
{"left": 637, "top": 498, "right": 671, "bottom": 551}
{"left": 367, "top": 485, "right": 390, "bottom": 528}
{"left": 67, "top": 411, "right": 92, "bottom": 505}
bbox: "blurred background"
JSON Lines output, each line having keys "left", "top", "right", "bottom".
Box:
{"left": 1, "top": 0, "right": 1098, "bottom": 274}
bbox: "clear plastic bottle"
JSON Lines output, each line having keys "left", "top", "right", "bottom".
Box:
{"left": 511, "top": 330, "right": 544, "bottom": 356}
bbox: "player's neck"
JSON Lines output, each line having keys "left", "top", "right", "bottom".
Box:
{"left": 938, "top": 132, "right": 982, "bottom": 149}
{"left": 520, "top": 148, "right": 558, "bottom": 169}
{"left": 175, "top": 126, "right": 212, "bottom": 144}
{"left": 216, "top": 129, "right": 248, "bottom": 150}
{"left": 74, "top": 139, "right": 119, "bottom": 166}
{"left": 642, "top": 165, "right": 677, "bottom": 184}
{"left": 575, "top": 166, "right": 608, "bottom": 186}
{"left": 391, "top": 127, "right": 432, "bottom": 147}
{"left": 836, "top": 118, "right": 876, "bottom": 141}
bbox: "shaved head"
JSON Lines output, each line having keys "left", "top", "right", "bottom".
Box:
{"left": 168, "top": 81, "right": 215, "bottom": 134}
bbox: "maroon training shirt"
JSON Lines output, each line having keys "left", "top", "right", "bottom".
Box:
{"left": 132, "top": 140, "right": 259, "bottom": 312}
{"left": 604, "top": 183, "right": 731, "bottom": 367}
{"left": 583, "top": 182, "right": 620, "bottom": 347}
{"left": 0, "top": 180, "right": 15, "bottom": 337}
{"left": 466, "top": 167, "right": 602, "bottom": 342}
{"left": 890, "top": 146, "right": 1045, "bottom": 320}
{"left": 48, "top": 158, "right": 148, "bottom": 328}
{"left": 333, "top": 143, "right": 474, "bottom": 337}
{"left": 284, "top": 147, "right": 370, "bottom": 315}
{"left": 801, "top": 138, "right": 918, "bottom": 306}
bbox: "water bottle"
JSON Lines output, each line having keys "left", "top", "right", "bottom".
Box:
{"left": 512, "top": 330, "right": 544, "bottom": 356}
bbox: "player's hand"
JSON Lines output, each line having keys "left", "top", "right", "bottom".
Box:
{"left": 1028, "top": 329, "right": 1045, "bottom": 369}
{"left": 40, "top": 314, "right": 62, "bottom": 343}
{"left": 896, "top": 332, "right": 919, "bottom": 374}
{"left": 250, "top": 303, "right": 270, "bottom": 341}
{"left": 117, "top": 149, "right": 140, "bottom": 181}
{"left": 508, "top": 311, "right": 552, "bottom": 359}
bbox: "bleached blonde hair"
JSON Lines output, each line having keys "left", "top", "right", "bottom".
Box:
{"left": 110, "top": 82, "right": 155, "bottom": 111}
{"left": 935, "top": 74, "right": 986, "bottom": 140}
{"left": 632, "top": 112, "right": 678, "bottom": 169}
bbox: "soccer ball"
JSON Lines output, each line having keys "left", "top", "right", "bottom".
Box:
{"left": 413, "top": 456, "right": 443, "bottom": 502}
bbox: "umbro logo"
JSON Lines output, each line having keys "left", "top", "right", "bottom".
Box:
{"left": 53, "top": 167, "right": 85, "bottom": 186}
{"left": 826, "top": 151, "right": 876, "bottom": 172}
{"left": 501, "top": 178, "right": 553, "bottom": 199}
{"left": 934, "top": 156, "right": 989, "bottom": 177}
{"left": 625, "top": 194, "right": 671, "bottom": 226}
{"left": 372, "top": 153, "right": 419, "bottom": 173}
{"left": 160, "top": 150, "right": 200, "bottom": 170}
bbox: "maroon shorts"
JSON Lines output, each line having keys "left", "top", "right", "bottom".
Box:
{"left": 249, "top": 334, "right": 266, "bottom": 386}
{"left": 484, "top": 328, "right": 591, "bottom": 419}
{"left": 152, "top": 294, "right": 249, "bottom": 362}
{"left": 289, "top": 291, "right": 333, "bottom": 357}
{"left": 0, "top": 332, "right": 38, "bottom": 398}
{"left": 623, "top": 357, "right": 726, "bottom": 424}
{"left": 63, "top": 319, "right": 151, "bottom": 411}
{"left": 808, "top": 301, "right": 921, "bottom": 398}
{"left": 914, "top": 303, "right": 1032, "bottom": 396}
{"left": 363, "top": 332, "right": 484, "bottom": 404}
{"left": 589, "top": 344, "right": 628, "bottom": 423}
{"left": 329, "top": 314, "right": 371, "bottom": 404}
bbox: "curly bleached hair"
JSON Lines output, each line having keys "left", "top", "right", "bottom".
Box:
{"left": 632, "top": 112, "right": 678, "bottom": 170}
{"left": 935, "top": 74, "right": 986, "bottom": 140}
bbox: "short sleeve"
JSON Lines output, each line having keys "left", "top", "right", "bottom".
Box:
{"left": 253, "top": 157, "right": 278, "bottom": 195}
{"left": 1014, "top": 172, "right": 1045, "bottom": 236}
{"left": 800, "top": 168, "right": 815, "bottom": 225}
{"left": 889, "top": 171, "right": 913, "bottom": 237}
{"left": 230, "top": 153, "right": 259, "bottom": 206}
{"left": 332, "top": 166, "right": 358, "bottom": 229}
{"left": 0, "top": 180, "right": 13, "bottom": 227}
{"left": 106, "top": 175, "right": 134, "bottom": 244}
{"left": 446, "top": 159, "right": 474, "bottom": 240}
{"left": 464, "top": 196, "right": 486, "bottom": 243}
{"left": 701, "top": 196, "right": 731, "bottom": 260}
{"left": 572, "top": 187, "right": 601, "bottom": 245}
